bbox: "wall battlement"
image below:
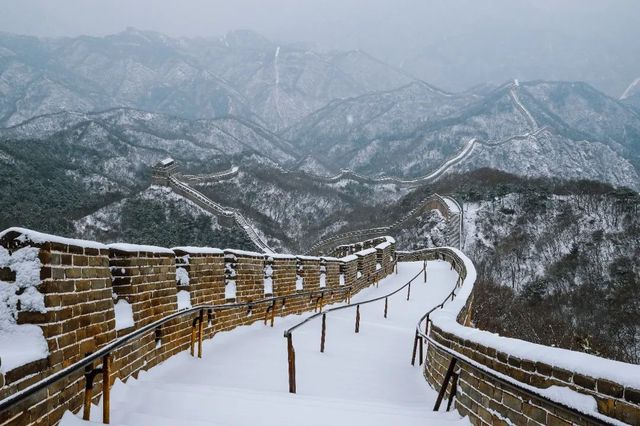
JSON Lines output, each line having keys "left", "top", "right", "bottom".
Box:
{"left": 399, "top": 249, "right": 640, "bottom": 426}
{"left": 0, "top": 229, "right": 395, "bottom": 426}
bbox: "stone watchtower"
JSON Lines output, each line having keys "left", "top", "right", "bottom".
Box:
{"left": 152, "top": 158, "right": 178, "bottom": 186}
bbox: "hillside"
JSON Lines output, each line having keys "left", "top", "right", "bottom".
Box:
{"left": 285, "top": 81, "right": 640, "bottom": 190}
{"left": 0, "top": 29, "right": 415, "bottom": 130}
{"left": 394, "top": 169, "right": 640, "bottom": 363}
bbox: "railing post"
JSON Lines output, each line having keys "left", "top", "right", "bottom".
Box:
{"left": 406, "top": 282, "right": 411, "bottom": 301}
{"left": 287, "top": 334, "right": 296, "bottom": 394}
{"left": 423, "top": 260, "right": 427, "bottom": 283}
{"left": 270, "top": 300, "right": 276, "bottom": 327}
{"left": 446, "top": 372, "right": 459, "bottom": 412}
{"left": 434, "top": 358, "right": 458, "bottom": 411}
{"left": 83, "top": 374, "right": 93, "bottom": 421}
{"left": 264, "top": 304, "right": 271, "bottom": 325}
{"left": 320, "top": 313, "right": 326, "bottom": 353}
{"left": 190, "top": 317, "right": 197, "bottom": 357}
{"left": 418, "top": 336, "right": 424, "bottom": 365}
{"left": 355, "top": 305, "right": 360, "bottom": 333}
{"left": 102, "top": 354, "right": 111, "bottom": 424}
{"left": 411, "top": 331, "right": 419, "bottom": 366}
{"left": 384, "top": 297, "right": 388, "bottom": 318}
{"left": 82, "top": 353, "right": 95, "bottom": 421}
{"left": 198, "top": 309, "right": 204, "bottom": 358}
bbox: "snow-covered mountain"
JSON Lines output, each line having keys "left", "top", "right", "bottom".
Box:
{"left": 0, "top": 108, "right": 298, "bottom": 189}
{"left": 285, "top": 80, "right": 640, "bottom": 190}
{"left": 0, "top": 29, "right": 415, "bottom": 130}
{"left": 393, "top": 169, "right": 640, "bottom": 363}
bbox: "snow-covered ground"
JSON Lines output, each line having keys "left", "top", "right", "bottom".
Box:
{"left": 62, "top": 261, "right": 467, "bottom": 426}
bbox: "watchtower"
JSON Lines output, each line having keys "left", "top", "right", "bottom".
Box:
{"left": 152, "top": 158, "right": 178, "bottom": 185}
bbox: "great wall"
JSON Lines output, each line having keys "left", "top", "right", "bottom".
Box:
{"left": 146, "top": 82, "right": 544, "bottom": 258}
{"left": 151, "top": 158, "right": 463, "bottom": 255}
{"left": 1, "top": 80, "right": 638, "bottom": 425}
{"left": 1, "top": 222, "right": 638, "bottom": 425}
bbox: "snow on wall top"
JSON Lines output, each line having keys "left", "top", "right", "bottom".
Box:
{"left": 340, "top": 254, "right": 359, "bottom": 262}
{"left": 375, "top": 241, "right": 392, "bottom": 250}
{"left": 355, "top": 248, "right": 377, "bottom": 256}
{"left": 172, "top": 246, "right": 224, "bottom": 255}
{"left": 108, "top": 243, "right": 175, "bottom": 255}
{"left": 268, "top": 253, "right": 297, "bottom": 260}
{"left": 296, "top": 255, "right": 321, "bottom": 261}
{"left": 224, "top": 248, "right": 266, "bottom": 257}
{"left": 0, "top": 227, "right": 107, "bottom": 249}
{"left": 429, "top": 248, "right": 640, "bottom": 390}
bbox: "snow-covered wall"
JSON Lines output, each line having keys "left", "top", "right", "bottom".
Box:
{"left": 400, "top": 247, "right": 640, "bottom": 425}
{"left": 307, "top": 193, "right": 459, "bottom": 255}
{"left": 0, "top": 227, "right": 396, "bottom": 426}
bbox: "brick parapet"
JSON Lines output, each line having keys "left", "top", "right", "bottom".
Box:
{"left": 408, "top": 248, "right": 640, "bottom": 426}
{"left": 0, "top": 229, "right": 397, "bottom": 426}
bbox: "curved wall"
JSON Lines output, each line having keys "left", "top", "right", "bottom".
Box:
{"left": 399, "top": 249, "right": 640, "bottom": 426}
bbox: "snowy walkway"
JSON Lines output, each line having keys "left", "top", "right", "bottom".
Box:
{"left": 62, "top": 261, "right": 468, "bottom": 426}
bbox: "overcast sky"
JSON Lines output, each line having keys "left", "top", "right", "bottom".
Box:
{"left": 1, "top": 0, "right": 638, "bottom": 94}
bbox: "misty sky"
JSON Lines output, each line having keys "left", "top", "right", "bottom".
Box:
{"left": 1, "top": 0, "right": 639, "bottom": 94}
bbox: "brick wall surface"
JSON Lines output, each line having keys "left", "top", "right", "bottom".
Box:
{"left": 406, "top": 248, "right": 639, "bottom": 426}
{"left": 0, "top": 231, "right": 396, "bottom": 426}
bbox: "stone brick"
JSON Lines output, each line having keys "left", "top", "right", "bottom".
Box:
{"left": 625, "top": 387, "right": 640, "bottom": 405}
{"left": 572, "top": 373, "right": 596, "bottom": 390}
{"left": 523, "top": 402, "right": 547, "bottom": 423}
{"left": 547, "top": 414, "right": 571, "bottom": 426}
{"left": 551, "top": 367, "right": 573, "bottom": 382}
{"left": 597, "top": 379, "right": 624, "bottom": 398}
{"left": 502, "top": 392, "right": 523, "bottom": 412}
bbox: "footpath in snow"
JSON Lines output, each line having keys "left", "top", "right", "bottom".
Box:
{"left": 62, "top": 261, "right": 468, "bottom": 426}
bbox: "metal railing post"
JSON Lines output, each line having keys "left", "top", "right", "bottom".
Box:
{"left": 270, "top": 300, "right": 276, "bottom": 327}
{"left": 198, "top": 309, "right": 204, "bottom": 358}
{"left": 411, "top": 331, "right": 419, "bottom": 366}
{"left": 102, "top": 354, "right": 111, "bottom": 424}
{"left": 355, "top": 305, "right": 360, "bottom": 333}
{"left": 423, "top": 260, "right": 427, "bottom": 283}
{"left": 434, "top": 358, "right": 458, "bottom": 411}
{"left": 190, "top": 318, "right": 197, "bottom": 357}
{"left": 320, "top": 313, "right": 326, "bottom": 353}
{"left": 286, "top": 334, "right": 296, "bottom": 394}
{"left": 384, "top": 297, "right": 388, "bottom": 318}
